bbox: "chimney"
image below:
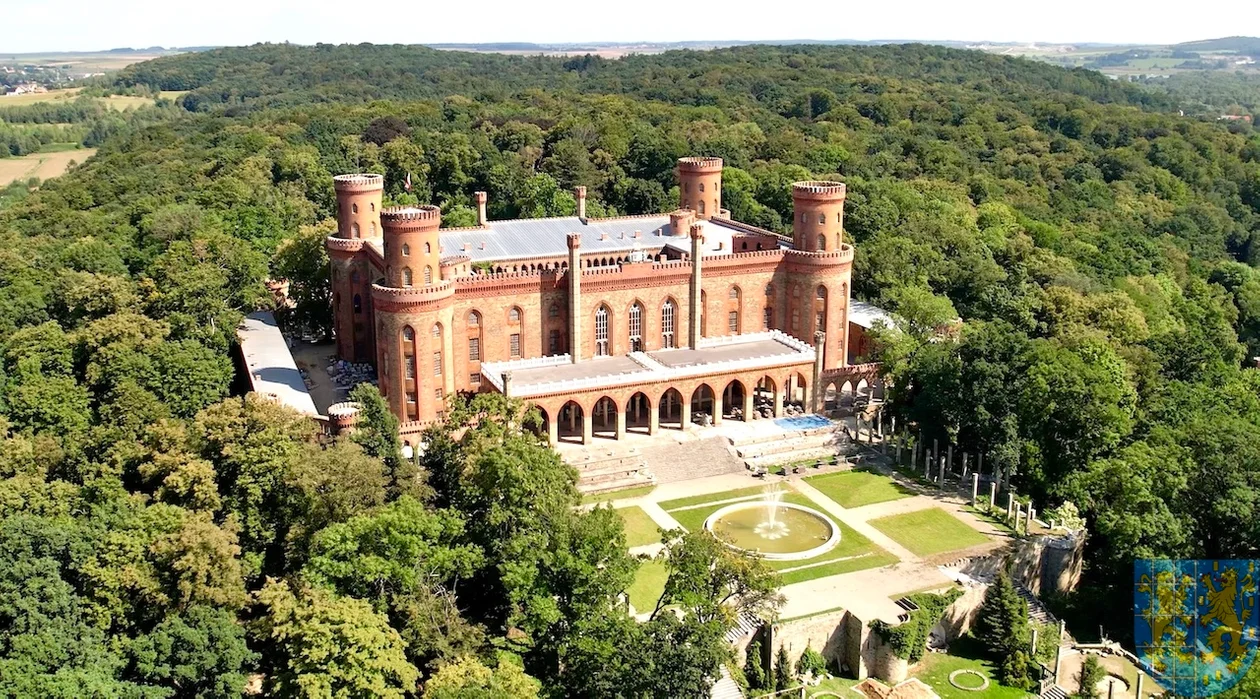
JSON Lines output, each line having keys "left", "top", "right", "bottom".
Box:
{"left": 568, "top": 234, "right": 582, "bottom": 364}
{"left": 689, "top": 223, "right": 704, "bottom": 348}
{"left": 575, "top": 186, "right": 587, "bottom": 219}
{"left": 474, "top": 191, "right": 488, "bottom": 226}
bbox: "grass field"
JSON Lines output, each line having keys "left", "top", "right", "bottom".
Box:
{"left": 659, "top": 486, "right": 897, "bottom": 584}
{"left": 915, "top": 637, "right": 1033, "bottom": 699}
{"left": 0, "top": 148, "right": 95, "bottom": 187}
{"left": 805, "top": 470, "right": 915, "bottom": 509}
{"left": 581, "top": 483, "right": 655, "bottom": 505}
{"left": 627, "top": 559, "right": 667, "bottom": 613}
{"left": 0, "top": 88, "right": 170, "bottom": 110}
{"left": 869, "top": 507, "right": 990, "bottom": 557}
{"left": 616, "top": 506, "right": 662, "bottom": 548}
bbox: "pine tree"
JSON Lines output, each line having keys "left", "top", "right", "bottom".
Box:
{"left": 1074, "top": 655, "right": 1104, "bottom": 698}
{"left": 743, "top": 639, "right": 767, "bottom": 691}
{"left": 773, "top": 644, "right": 793, "bottom": 691}
{"left": 975, "top": 567, "right": 1035, "bottom": 689}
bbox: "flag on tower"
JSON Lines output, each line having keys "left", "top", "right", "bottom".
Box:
{"left": 404, "top": 172, "right": 412, "bottom": 192}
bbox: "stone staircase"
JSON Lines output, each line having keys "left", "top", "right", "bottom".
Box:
{"left": 1017, "top": 584, "right": 1056, "bottom": 625}
{"left": 1041, "top": 684, "right": 1069, "bottom": 699}
{"left": 731, "top": 427, "right": 849, "bottom": 471}
{"left": 709, "top": 666, "right": 743, "bottom": 699}
{"left": 571, "top": 453, "right": 655, "bottom": 495}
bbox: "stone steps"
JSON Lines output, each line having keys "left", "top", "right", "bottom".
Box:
{"left": 745, "top": 446, "right": 837, "bottom": 470}
{"left": 578, "top": 472, "right": 655, "bottom": 496}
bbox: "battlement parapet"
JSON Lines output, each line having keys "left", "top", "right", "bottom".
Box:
{"left": 677, "top": 156, "right": 724, "bottom": 173}
{"left": 333, "top": 174, "right": 384, "bottom": 192}
{"left": 326, "top": 236, "right": 365, "bottom": 253}
{"left": 791, "top": 181, "right": 847, "bottom": 201}
{"left": 784, "top": 245, "right": 854, "bottom": 266}
{"left": 381, "top": 205, "right": 442, "bottom": 230}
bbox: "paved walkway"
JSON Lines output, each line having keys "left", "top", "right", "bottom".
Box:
{"left": 778, "top": 560, "right": 951, "bottom": 621}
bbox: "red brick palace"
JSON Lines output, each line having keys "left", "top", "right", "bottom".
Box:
{"left": 326, "top": 157, "right": 881, "bottom": 445}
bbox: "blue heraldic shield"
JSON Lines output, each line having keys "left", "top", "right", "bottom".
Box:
{"left": 1135, "top": 560, "right": 1260, "bottom": 697}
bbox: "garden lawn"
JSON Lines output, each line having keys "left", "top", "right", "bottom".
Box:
{"left": 913, "top": 637, "right": 1033, "bottom": 698}
{"left": 582, "top": 483, "right": 655, "bottom": 505}
{"left": 869, "top": 507, "right": 990, "bottom": 557}
{"left": 627, "top": 560, "right": 667, "bottom": 614}
{"left": 804, "top": 470, "right": 915, "bottom": 508}
{"left": 660, "top": 489, "right": 897, "bottom": 584}
{"left": 617, "top": 505, "right": 662, "bottom": 548}
{"left": 656, "top": 485, "right": 770, "bottom": 512}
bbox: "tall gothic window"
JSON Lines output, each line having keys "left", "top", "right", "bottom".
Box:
{"left": 595, "top": 305, "right": 610, "bottom": 356}
{"left": 402, "top": 267, "right": 413, "bottom": 287}
{"left": 629, "top": 303, "right": 643, "bottom": 352}
{"left": 661, "top": 300, "right": 676, "bottom": 348}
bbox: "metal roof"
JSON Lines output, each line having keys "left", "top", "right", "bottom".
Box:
{"left": 848, "top": 300, "right": 896, "bottom": 330}
{"left": 237, "top": 311, "right": 319, "bottom": 416}
{"left": 434, "top": 215, "right": 758, "bottom": 263}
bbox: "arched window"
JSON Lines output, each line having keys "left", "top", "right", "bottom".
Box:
{"left": 352, "top": 222, "right": 360, "bottom": 237}
{"left": 351, "top": 270, "right": 360, "bottom": 284}
{"left": 425, "top": 242, "right": 431, "bottom": 254}
{"left": 402, "top": 325, "right": 417, "bottom": 419}
{"left": 432, "top": 323, "right": 442, "bottom": 338}
{"left": 818, "top": 234, "right": 827, "bottom": 251}
{"left": 352, "top": 203, "right": 358, "bottom": 214}
{"left": 509, "top": 307, "right": 521, "bottom": 323}
{"left": 699, "top": 182, "right": 705, "bottom": 192}
{"left": 402, "top": 268, "right": 413, "bottom": 287}
{"left": 371, "top": 203, "right": 375, "bottom": 212}
{"left": 403, "top": 326, "right": 415, "bottom": 341}
{"left": 423, "top": 266, "right": 432, "bottom": 285}
{"left": 729, "top": 286, "right": 740, "bottom": 300}
{"left": 353, "top": 294, "right": 362, "bottom": 314}
{"left": 595, "top": 305, "right": 610, "bottom": 356}
{"left": 548, "top": 304, "right": 560, "bottom": 319}
{"left": 684, "top": 182, "right": 690, "bottom": 193}
{"left": 661, "top": 300, "right": 676, "bottom": 348}
{"left": 818, "top": 212, "right": 826, "bottom": 224}
{"left": 698, "top": 200, "right": 706, "bottom": 215}
{"left": 468, "top": 311, "right": 480, "bottom": 327}
{"left": 816, "top": 286, "right": 827, "bottom": 299}
{"left": 402, "top": 243, "right": 410, "bottom": 256}
{"left": 629, "top": 302, "right": 643, "bottom": 352}
{"left": 370, "top": 222, "right": 376, "bottom": 235}
{"left": 765, "top": 284, "right": 774, "bottom": 296}
{"left": 836, "top": 212, "right": 841, "bottom": 223}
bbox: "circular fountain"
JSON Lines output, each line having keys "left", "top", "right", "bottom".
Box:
{"left": 704, "top": 487, "right": 841, "bottom": 561}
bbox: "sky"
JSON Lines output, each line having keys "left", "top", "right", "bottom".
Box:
{"left": 4, "top": 0, "right": 1255, "bottom": 53}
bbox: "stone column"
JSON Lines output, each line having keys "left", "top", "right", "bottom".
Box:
{"left": 971, "top": 473, "right": 979, "bottom": 505}
{"left": 938, "top": 456, "right": 946, "bottom": 485}
{"left": 896, "top": 437, "right": 903, "bottom": 464}
{"left": 811, "top": 332, "right": 825, "bottom": 413}
{"left": 947, "top": 445, "right": 953, "bottom": 475}
{"left": 977, "top": 452, "right": 984, "bottom": 478}
{"left": 961, "top": 453, "right": 969, "bottom": 480}
{"left": 581, "top": 411, "right": 593, "bottom": 445}
{"left": 743, "top": 389, "right": 754, "bottom": 423}
{"left": 712, "top": 390, "right": 723, "bottom": 426}
{"left": 911, "top": 446, "right": 918, "bottom": 474}
{"left": 547, "top": 415, "right": 559, "bottom": 445}
{"left": 989, "top": 481, "right": 997, "bottom": 512}
{"left": 567, "top": 234, "right": 582, "bottom": 363}
{"left": 1007, "top": 493, "right": 1015, "bottom": 521}
{"left": 616, "top": 408, "right": 627, "bottom": 441}
{"left": 1013, "top": 503, "right": 1022, "bottom": 531}
{"left": 1026, "top": 505, "right": 1035, "bottom": 533}
{"left": 933, "top": 438, "right": 939, "bottom": 467}
{"left": 680, "top": 397, "right": 692, "bottom": 429}
{"left": 688, "top": 224, "right": 704, "bottom": 349}
{"left": 648, "top": 403, "right": 659, "bottom": 435}
{"left": 501, "top": 371, "right": 513, "bottom": 398}
{"left": 773, "top": 387, "right": 784, "bottom": 418}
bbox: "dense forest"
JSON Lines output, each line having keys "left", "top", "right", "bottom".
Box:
{"left": 1, "top": 41, "right": 1260, "bottom": 695}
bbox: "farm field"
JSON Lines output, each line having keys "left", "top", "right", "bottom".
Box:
{"left": 0, "top": 88, "right": 180, "bottom": 109}
{"left": 0, "top": 148, "right": 95, "bottom": 187}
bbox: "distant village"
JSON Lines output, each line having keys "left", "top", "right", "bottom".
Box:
{"left": 1, "top": 62, "right": 105, "bottom": 95}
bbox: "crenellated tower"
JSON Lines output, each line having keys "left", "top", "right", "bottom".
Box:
{"left": 785, "top": 181, "right": 852, "bottom": 370}
{"left": 676, "top": 157, "right": 723, "bottom": 220}
{"left": 371, "top": 205, "right": 455, "bottom": 426}
{"left": 328, "top": 174, "right": 384, "bottom": 362}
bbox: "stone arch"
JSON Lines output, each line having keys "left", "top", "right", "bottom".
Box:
{"left": 856, "top": 378, "right": 870, "bottom": 406}
{"left": 824, "top": 382, "right": 838, "bottom": 410}
{"left": 402, "top": 267, "right": 413, "bottom": 287}
{"left": 871, "top": 376, "right": 886, "bottom": 401}
{"left": 661, "top": 297, "right": 679, "bottom": 349}
{"left": 627, "top": 392, "right": 652, "bottom": 433}
{"left": 628, "top": 300, "right": 645, "bottom": 352}
{"left": 840, "top": 380, "right": 855, "bottom": 407}
{"left": 817, "top": 234, "right": 826, "bottom": 251}
{"left": 531, "top": 406, "right": 550, "bottom": 441}
{"left": 690, "top": 383, "right": 715, "bottom": 426}
{"left": 557, "top": 400, "right": 584, "bottom": 443}
{"left": 592, "top": 396, "right": 618, "bottom": 438}
{"left": 402, "top": 243, "right": 410, "bottom": 256}
{"left": 423, "top": 266, "right": 433, "bottom": 285}
{"left": 659, "top": 387, "right": 684, "bottom": 429}
{"left": 594, "top": 304, "right": 611, "bottom": 356}
{"left": 786, "top": 372, "right": 808, "bottom": 408}
{"left": 352, "top": 222, "right": 360, "bottom": 237}
{"left": 722, "top": 379, "right": 747, "bottom": 421}
{"left": 755, "top": 376, "right": 777, "bottom": 417}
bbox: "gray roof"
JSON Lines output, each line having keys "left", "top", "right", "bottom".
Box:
{"left": 435, "top": 215, "right": 759, "bottom": 263}
{"left": 848, "top": 300, "right": 896, "bottom": 330}
{"left": 236, "top": 311, "right": 319, "bottom": 416}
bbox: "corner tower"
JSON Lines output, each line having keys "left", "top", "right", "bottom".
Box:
{"left": 328, "top": 174, "right": 384, "bottom": 363}
{"left": 676, "top": 157, "right": 723, "bottom": 220}
{"left": 382, "top": 205, "right": 442, "bottom": 288}
{"left": 791, "top": 181, "right": 846, "bottom": 252}
{"left": 334, "top": 174, "right": 384, "bottom": 239}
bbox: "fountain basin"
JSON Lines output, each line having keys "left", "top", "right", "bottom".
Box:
{"left": 704, "top": 501, "right": 841, "bottom": 561}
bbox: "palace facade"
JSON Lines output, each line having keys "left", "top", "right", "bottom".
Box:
{"left": 326, "top": 157, "right": 880, "bottom": 445}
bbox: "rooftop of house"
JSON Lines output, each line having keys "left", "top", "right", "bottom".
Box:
{"left": 849, "top": 300, "right": 897, "bottom": 330}
{"left": 365, "top": 214, "right": 784, "bottom": 264}
{"left": 479, "top": 330, "right": 815, "bottom": 398}
{"left": 236, "top": 311, "right": 319, "bottom": 416}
